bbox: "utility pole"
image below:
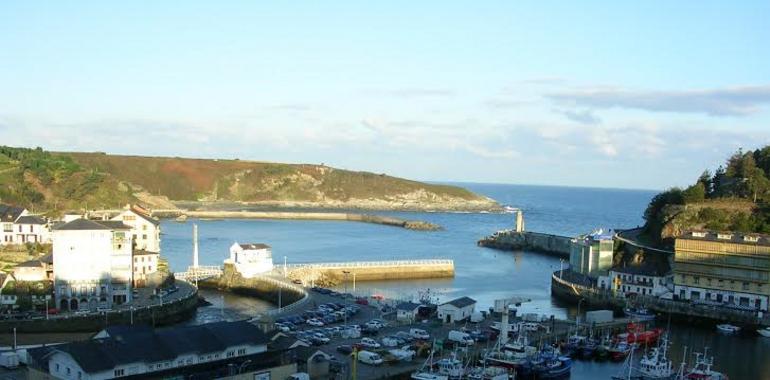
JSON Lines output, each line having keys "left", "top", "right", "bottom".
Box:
{"left": 283, "top": 256, "right": 287, "bottom": 278}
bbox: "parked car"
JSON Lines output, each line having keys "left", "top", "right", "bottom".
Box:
{"left": 448, "top": 330, "right": 475, "bottom": 346}
{"left": 409, "top": 328, "right": 430, "bottom": 340}
{"left": 357, "top": 351, "right": 383, "bottom": 366}
{"left": 395, "top": 331, "right": 414, "bottom": 342}
{"left": 360, "top": 337, "right": 381, "bottom": 349}
{"left": 312, "top": 333, "right": 330, "bottom": 344}
{"left": 381, "top": 336, "right": 400, "bottom": 347}
{"left": 355, "top": 298, "right": 369, "bottom": 305}
{"left": 336, "top": 345, "right": 354, "bottom": 355}
{"left": 307, "top": 318, "right": 325, "bottom": 327}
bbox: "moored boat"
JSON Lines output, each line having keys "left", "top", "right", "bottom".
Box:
{"left": 757, "top": 326, "right": 770, "bottom": 337}
{"left": 638, "top": 334, "right": 674, "bottom": 379}
{"left": 609, "top": 340, "right": 633, "bottom": 362}
{"left": 618, "top": 323, "right": 663, "bottom": 346}
{"left": 625, "top": 307, "right": 656, "bottom": 321}
{"left": 715, "top": 324, "right": 740, "bottom": 334}
{"left": 680, "top": 350, "right": 728, "bottom": 380}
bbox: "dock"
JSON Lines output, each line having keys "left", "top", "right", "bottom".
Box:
{"left": 280, "top": 259, "right": 455, "bottom": 286}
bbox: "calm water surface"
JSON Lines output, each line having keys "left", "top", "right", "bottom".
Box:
{"left": 162, "top": 184, "right": 765, "bottom": 380}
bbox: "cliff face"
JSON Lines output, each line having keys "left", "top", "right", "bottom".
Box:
{"left": 63, "top": 152, "right": 498, "bottom": 211}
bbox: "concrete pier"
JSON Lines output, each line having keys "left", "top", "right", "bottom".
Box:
{"left": 478, "top": 230, "right": 572, "bottom": 258}
{"left": 280, "top": 259, "right": 455, "bottom": 286}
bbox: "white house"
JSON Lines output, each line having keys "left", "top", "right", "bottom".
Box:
{"left": 598, "top": 264, "right": 673, "bottom": 298}
{"left": 0, "top": 204, "right": 50, "bottom": 245}
{"left": 396, "top": 302, "right": 422, "bottom": 322}
{"left": 39, "top": 321, "right": 272, "bottom": 380}
{"left": 227, "top": 243, "right": 274, "bottom": 278}
{"left": 111, "top": 204, "right": 161, "bottom": 253}
{"left": 438, "top": 296, "right": 476, "bottom": 323}
{"left": 132, "top": 249, "right": 160, "bottom": 287}
{"left": 53, "top": 218, "right": 134, "bottom": 311}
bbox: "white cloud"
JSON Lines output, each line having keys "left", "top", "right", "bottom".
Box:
{"left": 548, "top": 85, "right": 770, "bottom": 117}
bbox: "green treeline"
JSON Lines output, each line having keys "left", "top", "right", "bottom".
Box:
{"left": 644, "top": 146, "right": 770, "bottom": 243}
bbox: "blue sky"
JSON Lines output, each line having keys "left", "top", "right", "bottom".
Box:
{"left": 2, "top": 1, "right": 769, "bottom": 190}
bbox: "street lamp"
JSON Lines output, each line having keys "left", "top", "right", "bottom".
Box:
{"left": 343, "top": 271, "right": 350, "bottom": 327}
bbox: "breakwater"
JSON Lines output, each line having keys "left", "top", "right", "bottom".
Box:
{"left": 283, "top": 259, "right": 455, "bottom": 287}
{"left": 99, "top": 209, "right": 442, "bottom": 231}
{"left": 477, "top": 230, "right": 571, "bottom": 258}
{"left": 0, "top": 280, "right": 199, "bottom": 334}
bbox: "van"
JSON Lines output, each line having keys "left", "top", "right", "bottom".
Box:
{"left": 410, "top": 328, "right": 430, "bottom": 340}
{"left": 357, "top": 350, "right": 383, "bottom": 365}
{"left": 287, "top": 373, "right": 310, "bottom": 380}
{"left": 447, "top": 330, "right": 475, "bottom": 346}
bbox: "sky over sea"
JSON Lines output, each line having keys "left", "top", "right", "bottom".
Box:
{"left": 1, "top": 1, "right": 769, "bottom": 190}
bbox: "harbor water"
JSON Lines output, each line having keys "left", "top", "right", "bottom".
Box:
{"left": 161, "top": 183, "right": 768, "bottom": 379}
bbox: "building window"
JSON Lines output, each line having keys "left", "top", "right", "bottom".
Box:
{"left": 693, "top": 277, "right": 700, "bottom": 285}
{"left": 55, "top": 363, "right": 60, "bottom": 372}
{"left": 237, "top": 348, "right": 246, "bottom": 355}
{"left": 743, "top": 282, "right": 750, "bottom": 291}
{"left": 114, "top": 368, "right": 125, "bottom": 377}
{"left": 66, "top": 368, "right": 71, "bottom": 375}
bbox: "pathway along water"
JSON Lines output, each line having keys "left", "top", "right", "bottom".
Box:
{"left": 161, "top": 184, "right": 768, "bottom": 379}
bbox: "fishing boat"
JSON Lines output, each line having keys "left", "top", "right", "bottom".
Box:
{"left": 611, "top": 344, "right": 640, "bottom": 380}
{"left": 579, "top": 337, "right": 598, "bottom": 360}
{"left": 465, "top": 366, "right": 511, "bottom": 380}
{"left": 563, "top": 333, "right": 587, "bottom": 357}
{"left": 680, "top": 350, "right": 728, "bottom": 380}
{"left": 715, "top": 324, "right": 740, "bottom": 334}
{"left": 533, "top": 356, "right": 572, "bottom": 379}
{"left": 411, "top": 346, "right": 450, "bottom": 380}
{"left": 609, "top": 340, "right": 633, "bottom": 362}
{"left": 757, "top": 326, "right": 770, "bottom": 337}
{"left": 625, "top": 307, "right": 656, "bottom": 321}
{"left": 637, "top": 334, "right": 674, "bottom": 379}
{"left": 595, "top": 334, "right": 612, "bottom": 361}
{"left": 618, "top": 323, "right": 663, "bottom": 346}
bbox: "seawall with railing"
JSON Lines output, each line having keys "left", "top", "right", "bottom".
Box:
{"left": 281, "top": 259, "right": 455, "bottom": 285}
{"left": 0, "top": 280, "right": 199, "bottom": 333}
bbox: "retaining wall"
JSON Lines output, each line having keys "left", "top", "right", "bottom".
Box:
{"left": 0, "top": 281, "right": 199, "bottom": 333}
{"left": 286, "top": 260, "right": 455, "bottom": 284}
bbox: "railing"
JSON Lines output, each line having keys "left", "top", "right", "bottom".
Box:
{"left": 247, "top": 275, "right": 310, "bottom": 319}
{"left": 174, "top": 265, "right": 223, "bottom": 281}
{"left": 285, "top": 259, "right": 454, "bottom": 269}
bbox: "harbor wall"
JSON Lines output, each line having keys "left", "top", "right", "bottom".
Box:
{"left": 137, "top": 210, "right": 441, "bottom": 231}
{"left": 0, "top": 281, "right": 199, "bottom": 333}
{"left": 290, "top": 260, "right": 454, "bottom": 283}
{"left": 478, "top": 231, "right": 571, "bottom": 258}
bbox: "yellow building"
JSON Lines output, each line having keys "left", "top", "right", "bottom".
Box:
{"left": 674, "top": 230, "right": 770, "bottom": 311}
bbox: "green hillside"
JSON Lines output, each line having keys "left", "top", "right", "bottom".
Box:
{"left": 0, "top": 146, "right": 497, "bottom": 212}
{"left": 643, "top": 146, "right": 770, "bottom": 246}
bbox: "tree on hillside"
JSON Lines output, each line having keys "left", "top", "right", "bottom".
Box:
{"left": 697, "top": 170, "right": 713, "bottom": 196}
{"left": 682, "top": 182, "right": 706, "bottom": 203}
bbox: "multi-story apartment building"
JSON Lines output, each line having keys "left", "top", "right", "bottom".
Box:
{"left": 674, "top": 230, "right": 770, "bottom": 311}
{"left": 53, "top": 218, "right": 134, "bottom": 311}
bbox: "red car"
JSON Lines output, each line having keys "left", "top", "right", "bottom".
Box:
{"left": 355, "top": 298, "right": 369, "bottom": 305}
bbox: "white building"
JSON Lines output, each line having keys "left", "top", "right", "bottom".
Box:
{"left": 438, "top": 296, "right": 476, "bottom": 323}
{"left": 598, "top": 264, "right": 673, "bottom": 298}
{"left": 36, "top": 321, "right": 274, "bottom": 380}
{"left": 0, "top": 204, "right": 50, "bottom": 245}
{"left": 53, "top": 218, "right": 134, "bottom": 311}
{"left": 227, "top": 243, "right": 274, "bottom": 278}
{"left": 111, "top": 204, "right": 161, "bottom": 253}
{"left": 396, "top": 302, "right": 422, "bottom": 322}
{"left": 570, "top": 229, "right": 615, "bottom": 277}
{"left": 132, "top": 249, "right": 160, "bottom": 287}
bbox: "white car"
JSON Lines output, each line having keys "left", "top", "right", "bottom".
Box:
{"left": 313, "top": 333, "right": 330, "bottom": 343}
{"left": 307, "top": 318, "right": 325, "bottom": 327}
{"left": 360, "top": 337, "right": 381, "bottom": 349}
{"left": 381, "top": 337, "right": 399, "bottom": 347}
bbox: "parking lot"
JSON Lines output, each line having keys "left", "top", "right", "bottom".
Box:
{"left": 274, "top": 287, "right": 505, "bottom": 380}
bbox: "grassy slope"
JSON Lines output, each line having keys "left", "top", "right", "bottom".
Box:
{"left": 62, "top": 152, "right": 490, "bottom": 207}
